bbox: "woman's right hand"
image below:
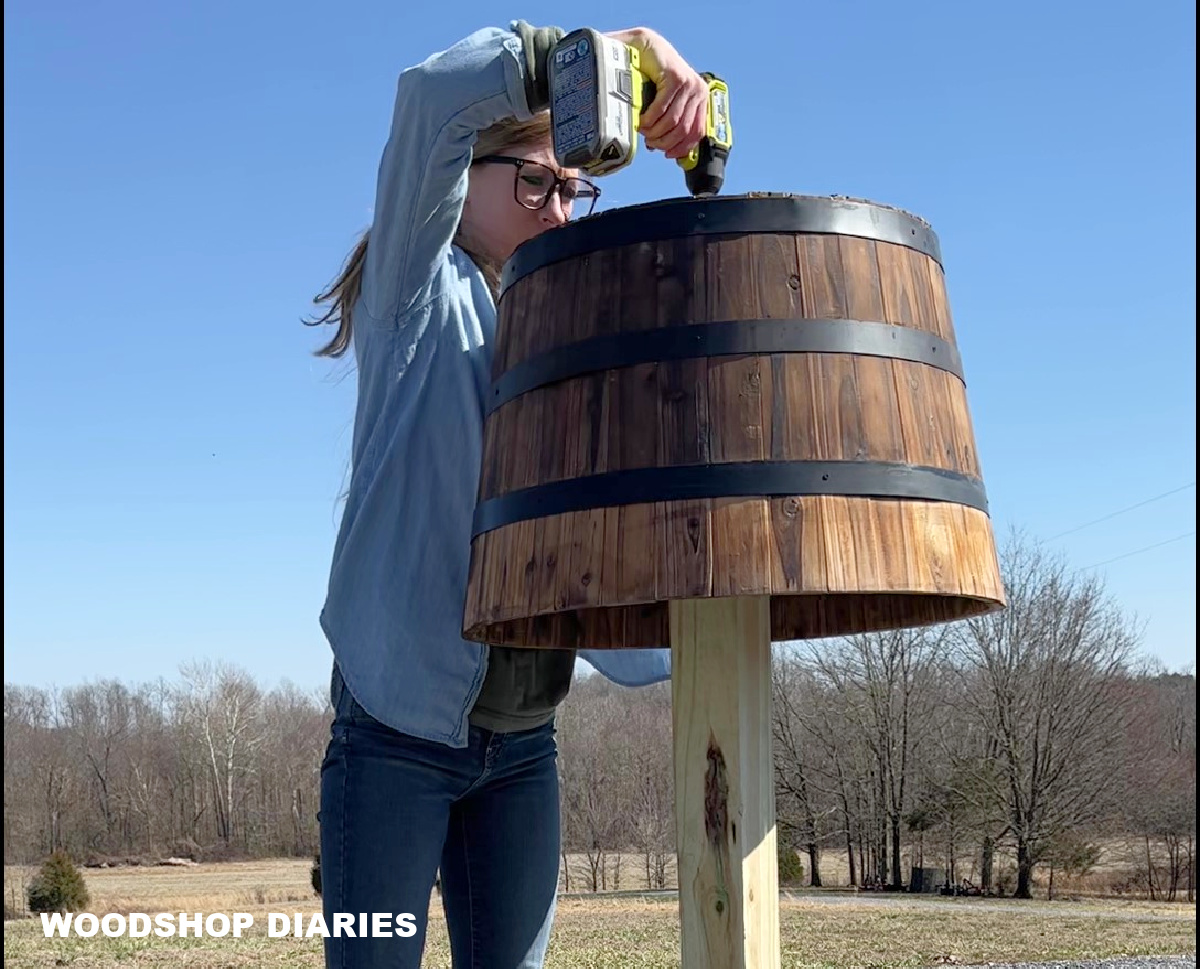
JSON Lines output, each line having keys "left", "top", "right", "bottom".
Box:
{"left": 606, "top": 27, "right": 710, "bottom": 161}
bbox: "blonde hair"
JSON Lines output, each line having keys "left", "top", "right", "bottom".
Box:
{"left": 305, "top": 112, "right": 552, "bottom": 359}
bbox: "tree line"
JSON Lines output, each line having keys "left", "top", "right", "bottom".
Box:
{"left": 4, "top": 534, "right": 1194, "bottom": 901}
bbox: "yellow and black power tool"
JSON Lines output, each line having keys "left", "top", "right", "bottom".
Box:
{"left": 547, "top": 28, "right": 732, "bottom": 196}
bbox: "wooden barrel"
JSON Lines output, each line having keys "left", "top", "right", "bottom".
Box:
{"left": 463, "top": 193, "right": 1005, "bottom": 649}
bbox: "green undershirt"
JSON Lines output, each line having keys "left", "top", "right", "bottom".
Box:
{"left": 468, "top": 644, "right": 576, "bottom": 733}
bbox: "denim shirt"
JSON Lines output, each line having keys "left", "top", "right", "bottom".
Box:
{"left": 318, "top": 24, "right": 672, "bottom": 748}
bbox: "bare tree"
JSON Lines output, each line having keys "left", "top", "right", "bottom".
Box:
{"left": 6, "top": 685, "right": 46, "bottom": 863}
{"left": 772, "top": 653, "right": 830, "bottom": 886}
{"left": 803, "top": 627, "right": 948, "bottom": 889}
{"left": 61, "top": 681, "right": 134, "bottom": 851}
{"left": 626, "top": 684, "right": 674, "bottom": 889}
{"left": 22, "top": 688, "right": 79, "bottom": 857}
{"left": 929, "top": 694, "right": 1010, "bottom": 893}
{"left": 256, "top": 680, "right": 329, "bottom": 854}
{"left": 179, "top": 661, "right": 264, "bottom": 848}
{"left": 952, "top": 533, "right": 1139, "bottom": 898}
{"left": 557, "top": 676, "right": 622, "bottom": 891}
{"left": 1118, "top": 666, "right": 1196, "bottom": 900}
{"left": 120, "top": 680, "right": 179, "bottom": 854}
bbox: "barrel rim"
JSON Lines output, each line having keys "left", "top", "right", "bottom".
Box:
{"left": 500, "top": 194, "right": 944, "bottom": 295}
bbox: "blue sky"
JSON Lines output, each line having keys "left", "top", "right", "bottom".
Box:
{"left": 4, "top": 0, "right": 1196, "bottom": 695}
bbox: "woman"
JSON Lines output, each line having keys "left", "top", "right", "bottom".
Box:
{"left": 307, "top": 20, "right": 709, "bottom": 968}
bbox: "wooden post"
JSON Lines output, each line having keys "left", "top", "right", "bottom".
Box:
{"left": 670, "top": 596, "right": 780, "bottom": 969}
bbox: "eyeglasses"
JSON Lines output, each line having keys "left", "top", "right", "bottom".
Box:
{"left": 473, "top": 155, "right": 601, "bottom": 220}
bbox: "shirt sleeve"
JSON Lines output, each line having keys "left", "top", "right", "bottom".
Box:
{"left": 359, "top": 23, "right": 564, "bottom": 326}
{"left": 578, "top": 648, "right": 673, "bottom": 688}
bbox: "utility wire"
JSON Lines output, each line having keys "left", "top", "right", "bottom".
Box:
{"left": 1047, "top": 482, "right": 1196, "bottom": 540}
{"left": 1081, "top": 530, "right": 1196, "bottom": 570}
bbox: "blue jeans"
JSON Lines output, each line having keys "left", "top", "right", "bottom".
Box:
{"left": 319, "top": 664, "right": 561, "bottom": 968}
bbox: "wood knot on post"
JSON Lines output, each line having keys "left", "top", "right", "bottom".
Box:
{"left": 705, "top": 737, "right": 730, "bottom": 847}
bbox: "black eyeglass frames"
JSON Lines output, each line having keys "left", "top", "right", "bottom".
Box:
{"left": 473, "top": 155, "right": 600, "bottom": 219}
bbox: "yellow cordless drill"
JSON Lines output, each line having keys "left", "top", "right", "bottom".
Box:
{"left": 547, "top": 28, "right": 732, "bottom": 196}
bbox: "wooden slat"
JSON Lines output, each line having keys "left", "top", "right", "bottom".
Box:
{"left": 854, "top": 356, "right": 906, "bottom": 464}
{"left": 904, "top": 246, "right": 940, "bottom": 338}
{"left": 478, "top": 397, "right": 502, "bottom": 500}
{"left": 797, "top": 229, "right": 853, "bottom": 595}
{"left": 533, "top": 511, "right": 562, "bottom": 619}
{"left": 925, "top": 257, "right": 959, "bottom": 345}
{"left": 798, "top": 235, "right": 849, "bottom": 319}
{"left": 750, "top": 234, "right": 804, "bottom": 320}
{"left": 561, "top": 507, "right": 604, "bottom": 611}
{"left": 708, "top": 238, "right": 771, "bottom": 598}
{"left": 463, "top": 538, "right": 485, "bottom": 635}
{"left": 875, "top": 240, "right": 922, "bottom": 330}
{"left": 598, "top": 504, "right": 622, "bottom": 609}
{"left": 657, "top": 237, "right": 712, "bottom": 601}
{"left": 601, "top": 240, "right": 661, "bottom": 609}
{"left": 838, "top": 237, "right": 886, "bottom": 320}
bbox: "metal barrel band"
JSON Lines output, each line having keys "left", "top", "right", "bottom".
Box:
{"left": 500, "top": 195, "right": 942, "bottom": 295}
{"left": 486, "top": 318, "right": 964, "bottom": 416}
{"left": 471, "top": 461, "right": 988, "bottom": 538}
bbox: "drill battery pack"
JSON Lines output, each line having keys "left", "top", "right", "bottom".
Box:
{"left": 547, "top": 28, "right": 649, "bottom": 177}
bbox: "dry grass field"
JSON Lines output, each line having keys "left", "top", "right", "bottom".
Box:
{"left": 4, "top": 857, "right": 1194, "bottom": 968}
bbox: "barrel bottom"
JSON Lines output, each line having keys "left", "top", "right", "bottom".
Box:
{"left": 463, "top": 497, "right": 1005, "bottom": 649}
{"left": 467, "top": 592, "right": 1000, "bottom": 650}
